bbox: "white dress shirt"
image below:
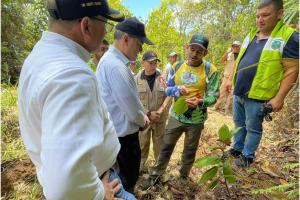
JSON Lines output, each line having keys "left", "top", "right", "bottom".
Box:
{"left": 164, "top": 62, "right": 172, "bottom": 80}
{"left": 18, "top": 31, "right": 120, "bottom": 200}
{"left": 96, "top": 45, "right": 145, "bottom": 137}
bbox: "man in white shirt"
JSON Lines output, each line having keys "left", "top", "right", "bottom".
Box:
{"left": 164, "top": 51, "right": 178, "bottom": 80}
{"left": 18, "top": 0, "right": 130, "bottom": 199}
{"left": 96, "top": 17, "right": 152, "bottom": 193}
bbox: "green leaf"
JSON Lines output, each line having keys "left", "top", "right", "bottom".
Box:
{"left": 173, "top": 97, "right": 188, "bottom": 114}
{"left": 194, "top": 155, "right": 222, "bottom": 168}
{"left": 206, "top": 178, "right": 220, "bottom": 191}
{"left": 223, "top": 161, "right": 236, "bottom": 184}
{"left": 218, "top": 124, "right": 231, "bottom": 144}
{"left": 200, "top": 166, "right": 218, "bottom": 184}
{"left": 287, "top": 187, "right": 299, "bottom": 200}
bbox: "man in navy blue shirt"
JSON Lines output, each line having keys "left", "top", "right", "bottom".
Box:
{"left": 226, "top": 0, "right": 299, "bottom": 167}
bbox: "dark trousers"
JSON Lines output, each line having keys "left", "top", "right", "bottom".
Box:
{"left": 151, "top": 117, "right": 204, "bottom": 177}
{"left": 117, "top": 132, "right": 141, "bottom": 191}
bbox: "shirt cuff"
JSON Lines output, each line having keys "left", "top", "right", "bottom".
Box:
{"left": 98, "top": 180, "right": 105, "bottom": 200}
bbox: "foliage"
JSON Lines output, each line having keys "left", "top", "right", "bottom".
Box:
{"left": 283, "top": 163, "right": 299, "bottom": 171}
{"left": 1, "top": 0, "right": 130, "bottom": 85}
{"left": 1, "top": 85, "right": 18, "bottom": 107}
{"left": 2, "top": 0, "right": 298, "bottom": 83}
{"left": 23, "top": 0, "right": 48, "bottom": 51}
{"left": 284, "top": 0, "right": 299, "bottom": 25}
{"left": 194, "top": 124, "right": 240, "bottom": 197}
{"left": 141, "top": 0, "right": 298, "bottom": 72}
{"left": 251, "top": 183, "right": 299, "bottom": 200}
{"left": 140, "top": 0, "right": 259, "bottom": 73}
{"left": 250, "top": 162, "right": 299, "bottom": 200}
{"left": 1, "top": 86, "right": 28, "bottom": 162}
{"left": 2, "top": 0, "right": 28, "bottom": 84}
{"left": 1, "top": 0, "right": 48, "bottom": 85}
{"left": 142, "top": 0, "right": 183, "bottom": 70}
{"left": 105, "top": 0, "right": 132, "bottom": 43}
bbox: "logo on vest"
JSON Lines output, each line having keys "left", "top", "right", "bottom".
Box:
{"left": 271, "top": 39, "right": 283, "bottom": 50}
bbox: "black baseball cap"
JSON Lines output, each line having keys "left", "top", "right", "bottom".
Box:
{"left": 142, "top": 51, "right": 160, "bottom": 62}
{"left": 116, "top": 17, "right": 154, "bottom": 45}
{"left": 189, "top": 34, "right": 209, "bottom": 50}
{"left": 47, "top": 0, "right": 125, "bottom": 22}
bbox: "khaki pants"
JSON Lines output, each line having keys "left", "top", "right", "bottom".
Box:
{"left": 139, "top": 121, "right": 166, "bottom": 170}
{"left": 215, "top": 76, "right": 232, "bottom": 114}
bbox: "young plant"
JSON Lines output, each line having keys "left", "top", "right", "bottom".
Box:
{"left": 251, "top": 163, "right": 299, "bottom": 200}
{"left": 194, "top": 124, "right": 241, "bottom": 198}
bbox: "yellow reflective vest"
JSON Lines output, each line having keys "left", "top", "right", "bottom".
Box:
{"left": 233, "top": 20, "right": 295, "bottom": 100}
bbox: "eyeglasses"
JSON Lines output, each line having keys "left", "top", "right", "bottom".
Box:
{"left": 147, "top": 60, "right": 158, "bottom": 65}
{"left": 91, "top": 17, "right": 114, "bottom": 32}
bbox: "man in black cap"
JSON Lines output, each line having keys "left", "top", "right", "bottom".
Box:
{"left": 135, "top": 51, "right": 171, "bottom": 173}
{"left": 18, "top": 0, "right": 129, "bottom": 199}
{"left": 96, "top": 17, "right": 153, "bottom": 193}
{"left": 141, "top": 34, "right": 220, "bottom": 190}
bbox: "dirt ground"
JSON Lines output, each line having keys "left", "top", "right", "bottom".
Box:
{"left": 1, "top": 108, "right": 298, "bottom": 200}
{"left": 1, "top": 159, "right": 42, "bottom": 199}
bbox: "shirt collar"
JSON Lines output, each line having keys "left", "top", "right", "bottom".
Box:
{"left": 108, "top": 45, "right": 130, "bottom": 66}
{"left": 255, "top": 32, "right": 269, "bottom": 41}
{"left": 41, "top": 31, "right": 90, "bottom": 62}
{"left": 140, "top": 70, "right": 161, "bottom": 80}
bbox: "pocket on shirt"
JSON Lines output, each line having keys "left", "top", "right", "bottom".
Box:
{"left": 157, "top": 89, "right": 165, "bottom": 105}
{"left": 138, "top": 88, "right": 147, "bottom": 106}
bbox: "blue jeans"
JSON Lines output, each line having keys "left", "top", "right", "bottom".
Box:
{"left": 232, "top": 95, "right": 264, "bottom": 159}
{"left": 109, "top": 168, "right": 136, "bottom": 200}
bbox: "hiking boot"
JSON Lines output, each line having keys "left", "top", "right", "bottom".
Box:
{"left": 234, "top": 155, "right": 254, "bottom": 168}
{"left": 140, "top": 175, "right": 160, "bottom": 191}
{"left": 224, "top": 148, "right": 241, "bottom": 158}
{"left": 178, "top": 175, "right": 190, "bottom": 185}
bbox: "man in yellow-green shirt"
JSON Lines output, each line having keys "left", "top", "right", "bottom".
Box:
{"left": 142, "top": 34, "right": 220, "bottom": 189}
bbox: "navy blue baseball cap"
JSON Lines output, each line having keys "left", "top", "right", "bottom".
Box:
{"left": 116, "top": 17, "right": 154, "bottom": 45}
{"left": 48, "top": 0, "right": 125, "bottom": 22}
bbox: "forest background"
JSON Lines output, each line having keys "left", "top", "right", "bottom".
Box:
{"left": 2, "top": 0, "right": 298, "bottom": 84}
